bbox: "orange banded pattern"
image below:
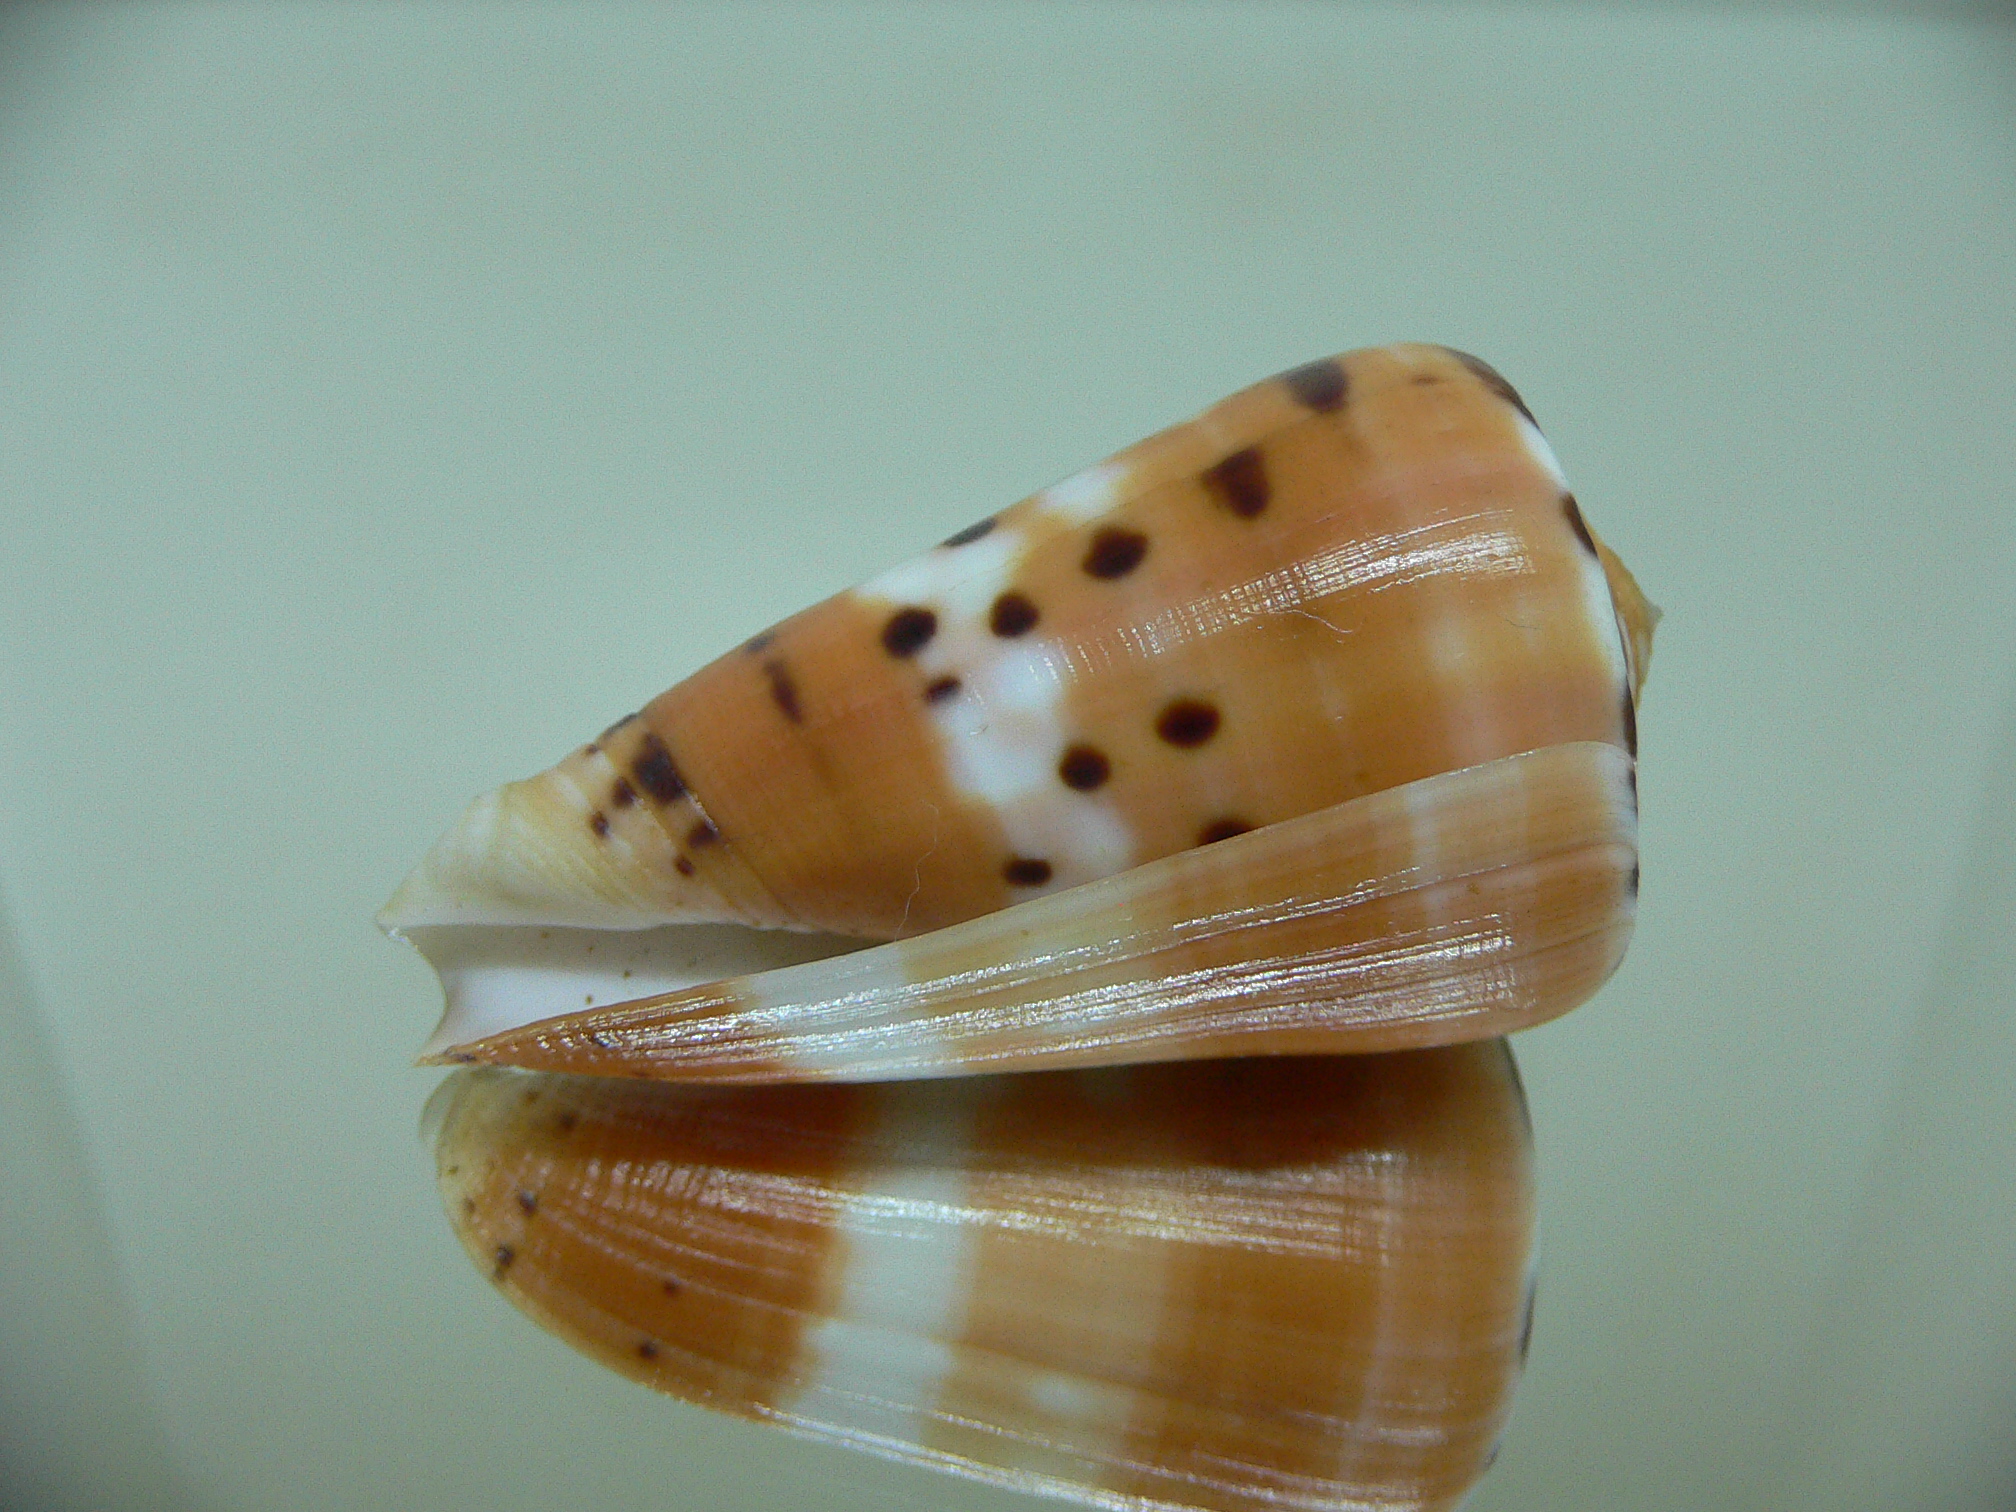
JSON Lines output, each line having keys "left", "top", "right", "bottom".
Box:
{"left": 437, "top": 742, "right": 1636, "bottom": 1082}
{"left": 434, "top": 1044, "right": 1535, "bottom": 1512}
{"left": 382, "top": 344, "right": 1650, "bottom": 944}
{"left": 388, "top": 345, "right": 1656, "bottom": 1512}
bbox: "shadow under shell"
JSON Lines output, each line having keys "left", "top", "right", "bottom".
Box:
{"left": 433, "top": 1044, "right": 1536, "bottom": 1512}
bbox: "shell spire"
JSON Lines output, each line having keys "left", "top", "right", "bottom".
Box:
{"left": 379, "top": 722, "right": 791, "bottom": 932}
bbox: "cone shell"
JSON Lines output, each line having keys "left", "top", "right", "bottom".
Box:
{"left": 398, "top": 347, "right": 1653, "bottom": 1509}
{"left": 384, "top": 344, "right": 1650, "bottom": 944}
{"left": 434, "top": 1043, "right": 1536, "bottom": 1512}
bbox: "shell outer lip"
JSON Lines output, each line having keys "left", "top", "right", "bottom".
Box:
{"left": 423, "top": 740, "right": 1638, "bottom": 1079}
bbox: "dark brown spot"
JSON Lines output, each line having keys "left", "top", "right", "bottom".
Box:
{"left": 742, "top": 630, "right": 775, "bottom": 654}
{"left": 515, "top": 1190, "right": 538, "bottom": 1216}
{"left": 1562, "top": 494, "right": 1598, "bottom": 557}
{"left": 924, "top": 675, "right": 962, "bottom": 704}
{"left": 588, "top": 811, "right": 610, "bottom": 838}
{"left": 763, "top": 659, "right": 802, "bottom": 722}
{"left": 445, "top": 1052, "right": 476, "bottom": 1065}
{"left": 686, "top": 820, "right": 719, "bottom": 848}
{"left": 882, "top": 606, "right": 938, "bottom": 658}
{"left": 492, "top": 1244, "right": 516, "bottom": 1279}
{"left": 1202, "top": 446, "right": 1269, "bottom": 519}
{"left": 1444, "top": 348, "right": 1538, "bottom": 426}
{"left": 941, "top": 516, "right": 997, "bottom": 548}
{"left": 1629, "top": 862, "right": 1641, "bottom": 897}
{"left": 1197, "top": 818, "right": 1251, "bottom": 845}
{"left": 674, "top": 856, "right": 696, "bottom": 877}
{"left": 630, "top": 734, "right": 685, "bottom": 803}
{"left": 461, "top": 1196, "right": 476, "bottom": 1216}
{"left": 1628, "top": 765, "right": 1639, "bottom": 813}
{"left": 598, "top": 712, "right": 638, "bottom": 741}
{"left": 1003, "top": 856, "right": 1053, "bottom": 887}
{"left": 1281, "top": 358, "right": 1348, "bottom": 413}
{"left": 662, "top": 1277, "right": 682, "bottom": 1297}
{"left": 609, "top": 777, "right": 637, "bottom": 809}
{"left": 555, "top": 1112, "right": 577, "bottom": 1133}
{"left": 1082, "top": 527, "right": 1148, "bottom": 580}
{"left": 583, "top": 742, "right": 599, "bottom": 756}
{"left": 990, "top": 591, "right": 1039, "bottom": 638}
{"left": 1058, "top": 745, "right": 1110, "bottom": 790}
{"left": 1156, "top": 698, "right": 1221, "bottom": 748}
{"left": 636, "top": 1340, "right": 660, "bottom": 1361}
{"left": 1622, "top": 687, "right": 1638, "bottom": 756}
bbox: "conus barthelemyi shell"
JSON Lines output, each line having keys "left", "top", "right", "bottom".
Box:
{"left": 391, "top": 343, "right": 1653, "bottom": 1511}
{"left": 385, "top": 343, "right": 1651, "bottom": 1078}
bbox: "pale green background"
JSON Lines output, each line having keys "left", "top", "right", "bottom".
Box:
{"left": 2, "top": 3, "right": 2013, "bottom": 1510}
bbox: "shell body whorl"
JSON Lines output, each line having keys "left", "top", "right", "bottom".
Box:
{"left": 385, "top": 344, "right": 1646, "bottom": 950}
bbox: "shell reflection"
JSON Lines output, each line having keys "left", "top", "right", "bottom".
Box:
{"left": 435, "top": 1044, "right": 1535, "bottom": 1512}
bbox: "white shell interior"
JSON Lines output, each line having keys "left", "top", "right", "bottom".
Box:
{"left": 399, "top": 922, "right": 865, "bottom": 1056}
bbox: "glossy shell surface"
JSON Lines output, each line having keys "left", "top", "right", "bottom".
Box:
{"left": 434, "top": 1043, "right": 1535, "bottom": 1512}
{"left": 390, "top": 344, "right": 1653, "bottom": 1512}
{"left": 444, "top": 741, "right": 1636, "bottom": 1082}
{"left": 385, "top": 344, "right": 1648, "bottom": 948}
